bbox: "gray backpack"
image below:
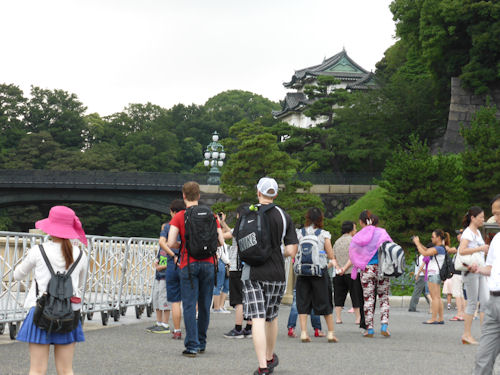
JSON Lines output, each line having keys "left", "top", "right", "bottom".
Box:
{"left": 377, "top": 241, "right": 405, "bottom": 278}
{"left": 293, "top": 228, "right": 327, "bottom": 276}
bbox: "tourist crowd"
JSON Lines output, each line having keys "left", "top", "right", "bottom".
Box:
{"left": 12, "top": 181, "right": 500, "bottom": 375}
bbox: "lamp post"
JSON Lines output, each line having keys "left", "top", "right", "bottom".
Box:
{"left": 203, "top": 131, "right": 226, "bottom": 185}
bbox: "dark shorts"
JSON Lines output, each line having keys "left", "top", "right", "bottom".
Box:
{"left": 166, "top": 264, "right": 181, "bottom": 303}
{"left": 229, "top": 271, "right": 243, "bottom": 307}
{"left": 296, "top": 271, "right": 333, "bottom": 315}
{"left": 242, "top": 280, "right": 286, "bottom": 321}
{"left": 333, "top": 273, "right": 363, "bottom": 308}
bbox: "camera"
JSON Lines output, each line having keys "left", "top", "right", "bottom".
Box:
{"left": 218, "top": 212, "right": 223, "bottom": 220}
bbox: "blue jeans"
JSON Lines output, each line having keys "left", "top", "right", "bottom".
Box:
{"left": 287, "top": 289, "right": 321, "bottom": 330}
{"left": 213, "top": 259, "right": 229, "bottom": 295}
{"left": 180, "top": 262, "right": 215, "bottom": 352}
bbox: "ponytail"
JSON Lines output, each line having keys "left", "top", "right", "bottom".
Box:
{"left": 462, "top": 206, "right": 483, "bottom": 228}
{"left": 433, "top": 229, "right": 450, "bottom": 247}
{"left": 61, "top": 238, "right": 74, "bottom": 269}
{"left": 359, "top": 210, "right": 373, "bottom": 226}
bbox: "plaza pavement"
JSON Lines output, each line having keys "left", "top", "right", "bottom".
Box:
{"left": 0, "top": 299, "right": 495, "bottom": 375}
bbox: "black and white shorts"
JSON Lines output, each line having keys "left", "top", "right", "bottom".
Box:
{"left": 242, "top": 280, "right": 286, "bottom": 322}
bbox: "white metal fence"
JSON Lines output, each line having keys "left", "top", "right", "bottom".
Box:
{"left": 0, "top": 232, "right": 158, "bottom": 339}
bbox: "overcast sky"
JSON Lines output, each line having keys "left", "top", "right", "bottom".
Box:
{"left": 0, "top": 0, "right": 396, "bottom": 116}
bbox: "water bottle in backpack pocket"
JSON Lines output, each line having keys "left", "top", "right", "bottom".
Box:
{"left": 294, "top": 228, "right": 326, "bottom": 276}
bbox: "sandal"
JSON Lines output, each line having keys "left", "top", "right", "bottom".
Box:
{"left": 362, "top": 328, "right": 374, "bottom": 338}
{"left": 300, "top": 331, "right": 311, "bottom": 343}
{"left": 449, "top": 316, "right": 464, "bottom": 321}
{"left": 327, "top": 331, "right": 338, "bottom": 343}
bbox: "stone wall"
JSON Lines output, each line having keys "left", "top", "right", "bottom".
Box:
{"left": 441, "top": 77, "right": 500, "bottom": 153}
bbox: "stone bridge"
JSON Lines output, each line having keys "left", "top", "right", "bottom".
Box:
{"left": 0, "top": 170, "right": 377, "bottom": 217}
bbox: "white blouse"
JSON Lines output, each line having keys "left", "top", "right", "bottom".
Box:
{"left": 14, "top": 240, "right": 88, "bottom": 308}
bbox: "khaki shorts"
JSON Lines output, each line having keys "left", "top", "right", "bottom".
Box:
{"left": 152, "top": 279, "right": 171, "bottom": 311}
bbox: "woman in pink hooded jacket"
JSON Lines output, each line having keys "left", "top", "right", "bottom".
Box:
{"left": 349, "top": 210, "right": 392, "bottom": 337}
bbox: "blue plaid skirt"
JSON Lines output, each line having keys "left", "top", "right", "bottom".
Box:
{"left": 16, "top": 307, "right": 85, "bottom": 345}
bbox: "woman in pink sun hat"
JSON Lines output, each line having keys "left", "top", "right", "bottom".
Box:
{"left": 14, "top": 205, "right": 88, "bottom": 375}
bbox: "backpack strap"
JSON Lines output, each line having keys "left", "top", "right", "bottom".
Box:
{"left": 66, "top": 249, "right": 83, "bottom": 277}
{"left": 275, "top": 206, "right": 287, "bottom": 253}
{"left": 314, "top": 229, "right": 322, "bottom": 237}
{"left": 301, "top": 228, "right": 306, "bottom": 237}
{"left": 39, "top": 245, "right": 55, "bottom": 276}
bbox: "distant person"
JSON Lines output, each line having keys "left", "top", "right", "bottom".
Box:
{"left": 146, "top": 222, "right": 171, "bottom": 333}
{"left": 212, "top": 242, "right": 230, "bottom": 313}
{"left": 167, "top": 182, "right": 224, "bottom": 357}
{"left": 295, "top": 207, "right": 337, "bottom": 343}
{"left": 220, "top": 206, "right": 253, "bottom": 338}
{"left": 470, "top": 194, "right": 500, "bottom": 374}
{"left": 333, "top": 220, "right": 364, "bottom": 326}
{"left": 412, "top": 230, "right": 451, "bottom": 324}
{"left": 14, "top": 206, "right": 88, "bottom": 375}
{"left": 447, "top": 230, "right": 466, "bottom": 322}
{"left": 349, "top": 210, "right": 392, "bottom": 337}
{"left": 234, "top": 177, "right": 298, "bottom": 375}
{"left": 459, "top": 206, "right": 489, "bottom": 345}
{"left": 408, "top": 254, "right": 432, "bottom": 313}
{"left": 159, "top": 199, "right": 186, "bottom": 339}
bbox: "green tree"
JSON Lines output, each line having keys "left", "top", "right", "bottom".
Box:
{"left": 379, "top": 136, "right": 466, "bottom": 244}
{"left": 390, "top": 0, "right": 500, "bottom": 94}
{"left": 25, "top": 86, "right": 87, "bottom": 149}
{"left": 460, "top": 103, "right": 500, "bottom": 208}
{"left": 217, "top": 119, "right": 322, "bottom": 225}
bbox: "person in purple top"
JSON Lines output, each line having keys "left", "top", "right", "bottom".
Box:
{"left": 349, "top": 210, "right": 392, "bottom": 337}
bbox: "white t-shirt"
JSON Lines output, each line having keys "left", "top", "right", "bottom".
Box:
{"left": 415, "top": 255, "right": 425, "bottom": 276}
{"left": 486, "top": 233, "right": 500, "bottom": 292}
{"left": 460, "top": 226, "right": 486, "bottom": 266}
{"left": 427, "top": 246, "right": 446, "bottom": 275}
{"left": 13, "top": 240, "right": 88, "bottom": 308}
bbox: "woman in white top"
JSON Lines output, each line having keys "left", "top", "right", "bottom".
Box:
{"left": 14, "top": 206, "right": 88, "bottom": 375}
{"left": 458, "top": 206, "right": 489, "bottom": 345}
{"left": 413, "top": 230, "right": 450, "bottom": 324}
{"left": 295, "top": 207, "right": 337, "bottom": 343}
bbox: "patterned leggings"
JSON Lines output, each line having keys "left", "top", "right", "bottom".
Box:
{"left": 360, "top": 264, "right": 390, "bottom": 330}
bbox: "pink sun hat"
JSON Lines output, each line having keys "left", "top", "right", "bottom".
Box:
{"left": 35, "top": 206, "right": 88, "bottom": 246}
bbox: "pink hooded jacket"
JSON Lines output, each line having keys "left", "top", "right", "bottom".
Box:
{"left": 349, "top": 225, "right": 392, "bottom": 279}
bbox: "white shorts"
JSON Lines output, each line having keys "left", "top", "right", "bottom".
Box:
{"left": 152, "top": 279, "right": 171, "bottom": 311}
{"left": 451, "top": 274, "right": 464, "bottom": 298}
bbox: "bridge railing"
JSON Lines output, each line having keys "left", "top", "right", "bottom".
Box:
{"left": 0, "top": 169, "right": 380, "bottom": 188}
{"left": 0, "top": 231, "right": 159, "bottom": 339}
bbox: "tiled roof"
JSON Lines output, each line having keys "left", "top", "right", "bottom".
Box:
{"left": 284, "top": 50, "right": 369, "bottom": 88}
{"left": 272, "top": 92, "right": 310, "bottom": 118}
{"left": 346, "top": 72, "right": 378, "bottom": 90}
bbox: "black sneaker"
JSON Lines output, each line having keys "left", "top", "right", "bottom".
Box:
{"left": 243, "top": 327, "right": 253, "bottom": 338}
{"left": 267, "top": 353, "right": 279, "bottom": 373}
{"left": 182, "top": 350, "right": 197, "bottom": 358}
{"left": 253, "top": 368, "right": 270, "bottom": 375}
{"left": 224, "top": 328, "right": 244, "bottom": 339}
{"left": 198, "top": 348, "right": 205, "bottom": 354}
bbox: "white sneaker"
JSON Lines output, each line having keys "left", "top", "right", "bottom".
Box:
{"left": 220, "top": 307, "right": 231, "bottom": 314}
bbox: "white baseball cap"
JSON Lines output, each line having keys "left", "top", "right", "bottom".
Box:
{"left": 257, "top": 177, "right": 278, "bottom": 197}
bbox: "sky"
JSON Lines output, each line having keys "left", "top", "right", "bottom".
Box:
{"left": 0, "top": 0, "right": 396, "bottom": 116}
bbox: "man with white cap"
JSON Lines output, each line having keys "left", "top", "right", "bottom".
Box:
{"left": 234, "top": 177, "right": 298, "bottom": 375}
{"left": 469, "top": 194, "right": 500, "bottom": 374}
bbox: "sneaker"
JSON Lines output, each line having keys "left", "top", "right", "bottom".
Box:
{"left": 243, "top": 327, "right": 252, "bottom": 338}
{"left": 182, "top": 349, "right": 197, "bottom": 358}
{"left": 253, "top": 368, "right": 270, "bottom": 375}
{"left": 224, "top": 328, "right": 244, "bottom": 338}
{"left": 150, "top": 326, "right": 170, "bottom": 334}
{"left": 287, "top": 327, "right": 296, "bottom": 338}
{"left": 267, "top": 353, "right": 279, "bottom": 373}
{"left": 172, "top": 331, "right": 182, "bottom": 340}
{"left": 146, "top": 323, "right": 159, "bottom": 332}
{"left": 220, "top": 307, "right": 231, "bottom": 314}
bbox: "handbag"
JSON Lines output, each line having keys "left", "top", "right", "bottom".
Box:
{"left": 454, "top": 250, "right": 484, "bottom": 272}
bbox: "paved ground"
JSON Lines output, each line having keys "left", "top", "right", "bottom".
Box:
{"left": 1, "top": 300, "right": 497, "bottom": 375}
